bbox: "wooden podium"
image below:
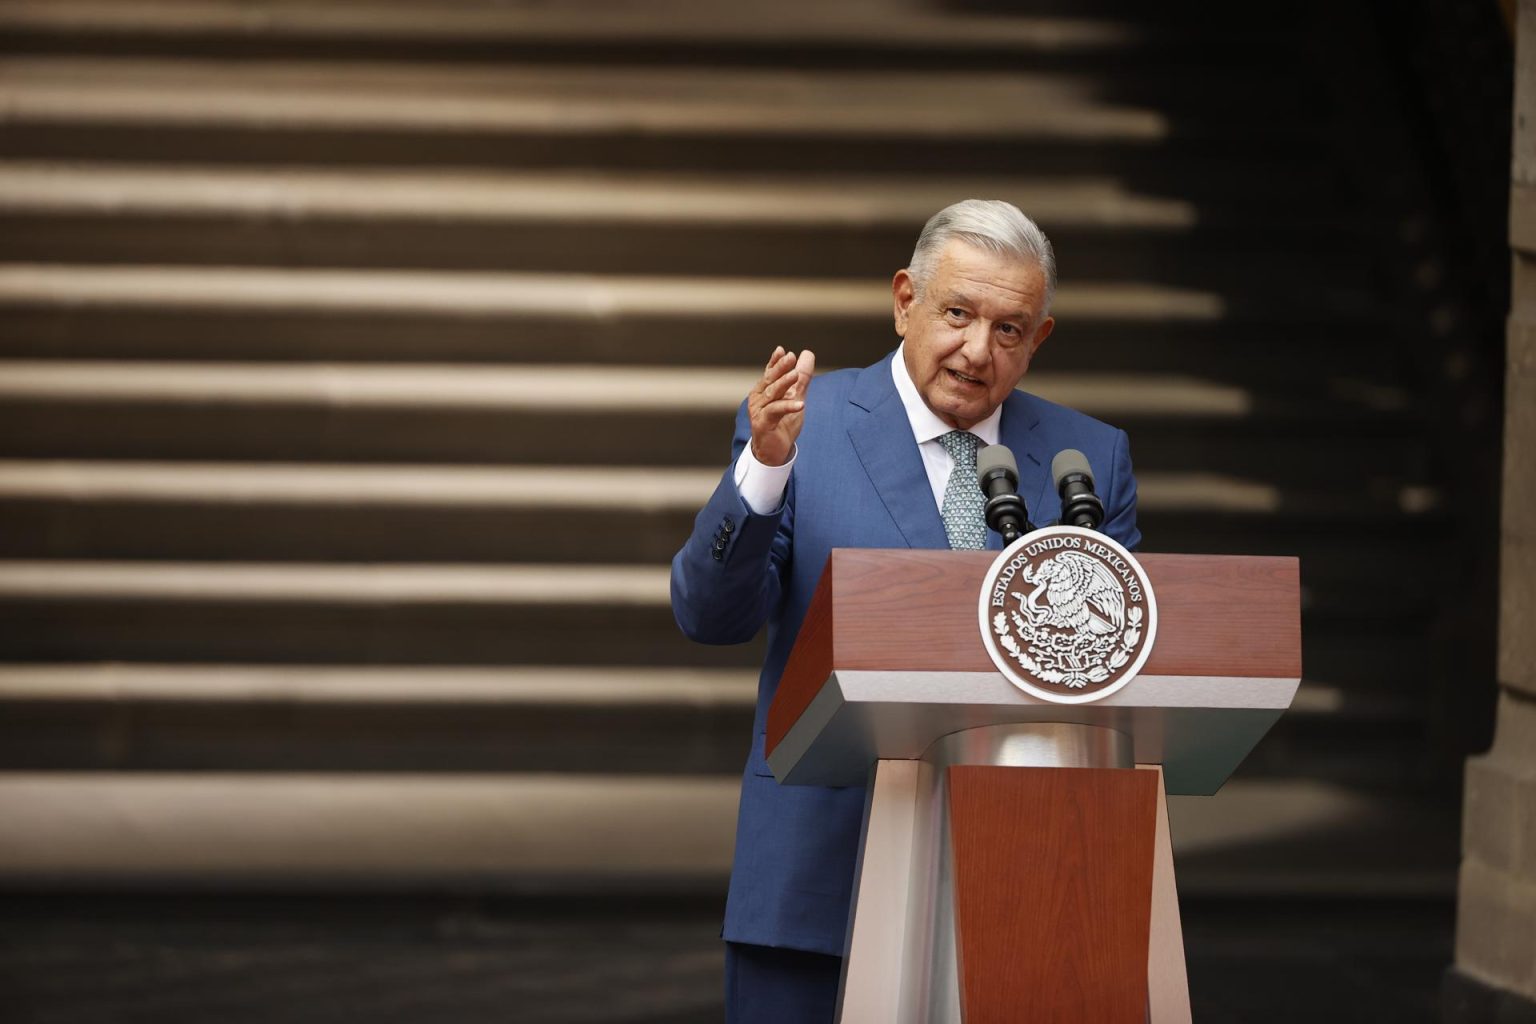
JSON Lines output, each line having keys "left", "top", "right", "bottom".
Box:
{"left": 764, "top": 548, "right": 1301, "bottom": 1024}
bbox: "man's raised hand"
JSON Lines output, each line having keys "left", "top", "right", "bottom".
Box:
{"left": 748, "top": 346, "right": 815, "bottom": 467}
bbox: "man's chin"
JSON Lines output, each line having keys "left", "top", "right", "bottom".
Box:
{"left": 931, "top": 400, "right": 991, "bottom": 431}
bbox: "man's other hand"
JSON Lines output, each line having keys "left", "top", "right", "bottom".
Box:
{"left": 748, "top": 346, "right": 815, "bottom": 467}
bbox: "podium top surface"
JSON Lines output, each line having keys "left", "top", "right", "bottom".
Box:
{"left": 765, "top": 549, "right": 1301, "bottom": 795}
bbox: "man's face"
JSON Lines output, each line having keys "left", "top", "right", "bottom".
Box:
{"left": 892, "top": 240, "right": 1055, "bottom": 431}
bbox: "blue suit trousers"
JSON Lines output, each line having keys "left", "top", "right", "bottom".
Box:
{"left": 725, "top": 941, "right": 842, "bottom": 1023}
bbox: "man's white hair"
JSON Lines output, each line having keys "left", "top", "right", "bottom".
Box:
{"left": 908, "top": 199, "right": 1057, "bottom": 313}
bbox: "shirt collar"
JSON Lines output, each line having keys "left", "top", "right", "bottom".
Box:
{"left": 890, "top": 341, "right": 1003, "bottom": 447}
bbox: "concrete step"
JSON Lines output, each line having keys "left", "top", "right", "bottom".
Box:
{"left": 0, "top": 664, "right": 1425, "bottom": 786}
{"left": 0, "top": 769, "right": 741, "bottom": 888}
{"left": 0, "top": 559, "right": 732, "bottom": 666}
{"left": 1299, "top": 619, "right": 1439, "bottom": 704}
{"left": 0, "top": 264, "right": 1391, "bottom": 379}
{"left": 0, "top": 360, "right": 1420, "bottom": 469}
{"left": 0, "top": 461, "right": 1441, "bottom": 563}
{"left": 0, "top": 558, "right": 1433, "bottom": 678}
{"left": 1163, "top": 777, "right": 1458, "bottom": 899}
{"left": 0, "top": 663, "right": 756, "bottom": 774}
{"left": 0, "top": 56, "right": 1198, "bottom": 142}
{"left": 0, "top": 0, "right": 1262, "bottom": 69}
{"left": 0, "top": 56, "right": 1326, "bottom": 173}
{"left": 1239, "top": 683, "right": 1433, "bottom": 789}
{"left": 0, "top": 769, "right": 1455, "bottom": 897}
{"left": 0, "top": 162, "right": 1368, "bottom": 285}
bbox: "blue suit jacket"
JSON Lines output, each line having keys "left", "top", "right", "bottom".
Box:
{"left": 670, "top": 350, "right": 1140, "bottom": 956}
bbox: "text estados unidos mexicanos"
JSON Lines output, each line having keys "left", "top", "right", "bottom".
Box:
{"left": 989, "top": 534, "right": 1143, "bottom": 607}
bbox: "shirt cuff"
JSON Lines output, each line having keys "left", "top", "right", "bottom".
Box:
{"left": 733, "top": 442, "right": 797, "bottom": 515}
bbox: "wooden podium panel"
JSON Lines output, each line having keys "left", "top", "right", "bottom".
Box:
{"left": 765, "top": 548, "right": 1302, "bottom": 795}
{"left": 768, "top": 549, "right": 1301, "bottom": 757}
{"left": 949, "top": 766, "right": 1158, "bottom": 1023}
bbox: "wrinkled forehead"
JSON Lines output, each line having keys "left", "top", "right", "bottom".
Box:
{"left": 932, "top": 243, "right": 1050, "bottom": 319}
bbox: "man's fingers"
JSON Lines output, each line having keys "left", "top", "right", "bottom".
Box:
{"left": 760, "top": 396, "right": 805, "bottom": 418}
{"left": 761, "top": 366, "right": 801, "bottom": 402}
{"left": 754, "top": 394, "right": 804, "bottom": 422}
{"left": 756, "top": 348, "right": 812, "bottom": 393}
{"left": 759, "top": 349, "right": 796, "bottom": 390}
{"left": 748, "top": 346, "right": 811, "bottom": 459}
{"left": 751, "top": 398, "right": 805, "bottom": 438}
{"left": 784, "top": 349, "right": 816, "bottom": 401}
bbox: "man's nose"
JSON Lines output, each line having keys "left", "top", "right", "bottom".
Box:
{"left": 959, "top": 321, "right": 991, "bottom": 364}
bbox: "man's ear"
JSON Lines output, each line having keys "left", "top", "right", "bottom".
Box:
{"left": 892, "top": 269, "right": 916, "bottom": 338}
{"left": 1030, "top": 315, "right": 1055, "bottom": 356}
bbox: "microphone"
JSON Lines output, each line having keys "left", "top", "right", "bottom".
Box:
{"left": 1051, "top": 449, "right": 1104, "bottom": 530}
{"left": 976, "top": 444, "right": 1034, "bottom": 543}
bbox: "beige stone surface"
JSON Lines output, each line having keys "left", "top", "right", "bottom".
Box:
{"left": 0, "top": 263, "right": 1228, "bottom": 322}
{"left": 1517, "top": 1, "right": 1536, "bottom": 187}
{"left": 0, "top": 162, "right": 1198, "bottom": 230}
{"left": 1462, "top": 692, "right": 1536, "bottom": 878}
{"left": 0, "top": 663, "right": 757, "bottom": 707}
{"left": 0, "top": 560, "right": 672, "bottom": 605}
{"left": 1502, "top": 321, "right": 1536, "bottom": 697}
{"left": 0, "top": 773, "right": 741, "bottom": 881}
{"left": 0, "top": 57, "right": 1171, "bottom": 141}
{"left": 0, "top": 0, "right": 1147, "bottom": 53}
{"left": 1455, "top": 856, "right": 1536, "bottom": 999}
{"left": 1510, "top": 184, "right": 1536, "bottom": 250}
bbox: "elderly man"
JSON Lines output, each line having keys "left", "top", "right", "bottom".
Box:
{"left": 671, "top": 200, "right": 1141, "bottom": 1021}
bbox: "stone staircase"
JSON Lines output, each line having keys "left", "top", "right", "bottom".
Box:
{"left": 0, "top": 0, "right": 1460, "bottom": 903}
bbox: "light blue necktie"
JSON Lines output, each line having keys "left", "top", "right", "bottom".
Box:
{"left": 939, "top": 430, "right": 986, "bottom": 550}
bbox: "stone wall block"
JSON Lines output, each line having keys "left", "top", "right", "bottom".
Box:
{"left": 1516, "top": 0, "right": 1536, "bottom": 185}
{"left": 1502, "top": 321, "right": 1536, "bottom": 697}
{"left": 1456, "top": 856, "right": 1536, "bottom": 998}
{"left": 1464, "top": 756, "right": 1522, "bottom": 873}
{"left": 1464, "top": 691, "right": 1536, "bottom": 871}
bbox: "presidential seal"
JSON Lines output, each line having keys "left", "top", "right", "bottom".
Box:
{"left": 977, "top": 525, "right": 1158, "bottom": 704}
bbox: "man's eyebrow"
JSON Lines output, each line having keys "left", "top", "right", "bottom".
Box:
{"left": 939, "top": 290, "right": 1032, "bottom": 323}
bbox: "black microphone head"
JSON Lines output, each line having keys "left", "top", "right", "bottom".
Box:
{"left": 977, "top": 443, "right": 1019, "bottom": 487}
{"left": 1050, "top": 449, "right": 1094, "bottom": 489}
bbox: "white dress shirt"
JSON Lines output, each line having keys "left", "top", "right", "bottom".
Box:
{"left": 733, "top": 342, "right": 1001, "bottom": 515}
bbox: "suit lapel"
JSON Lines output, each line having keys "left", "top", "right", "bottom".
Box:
{"left": 993, "top": 389, "right": 1051, "bottom": 547}
{"left": 846, "top": 354, "right": 950, "bottom": 549}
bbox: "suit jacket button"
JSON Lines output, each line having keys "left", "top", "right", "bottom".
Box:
{"left": 722, "top": 516, "right": 736, "bottom": 534}
{"left": 712, "top": 548, "right": 725, "bottom": 561}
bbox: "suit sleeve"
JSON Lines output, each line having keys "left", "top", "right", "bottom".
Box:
{"left": 670, "top": 399, "right": 795, "bottom": 645}
{"left": 1100, "top": 427, "right": 1142, "bottom": 552}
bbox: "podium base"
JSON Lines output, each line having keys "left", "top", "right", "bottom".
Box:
{"left": 836, "top": 722, "right": 1189, "bottom": 1024}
